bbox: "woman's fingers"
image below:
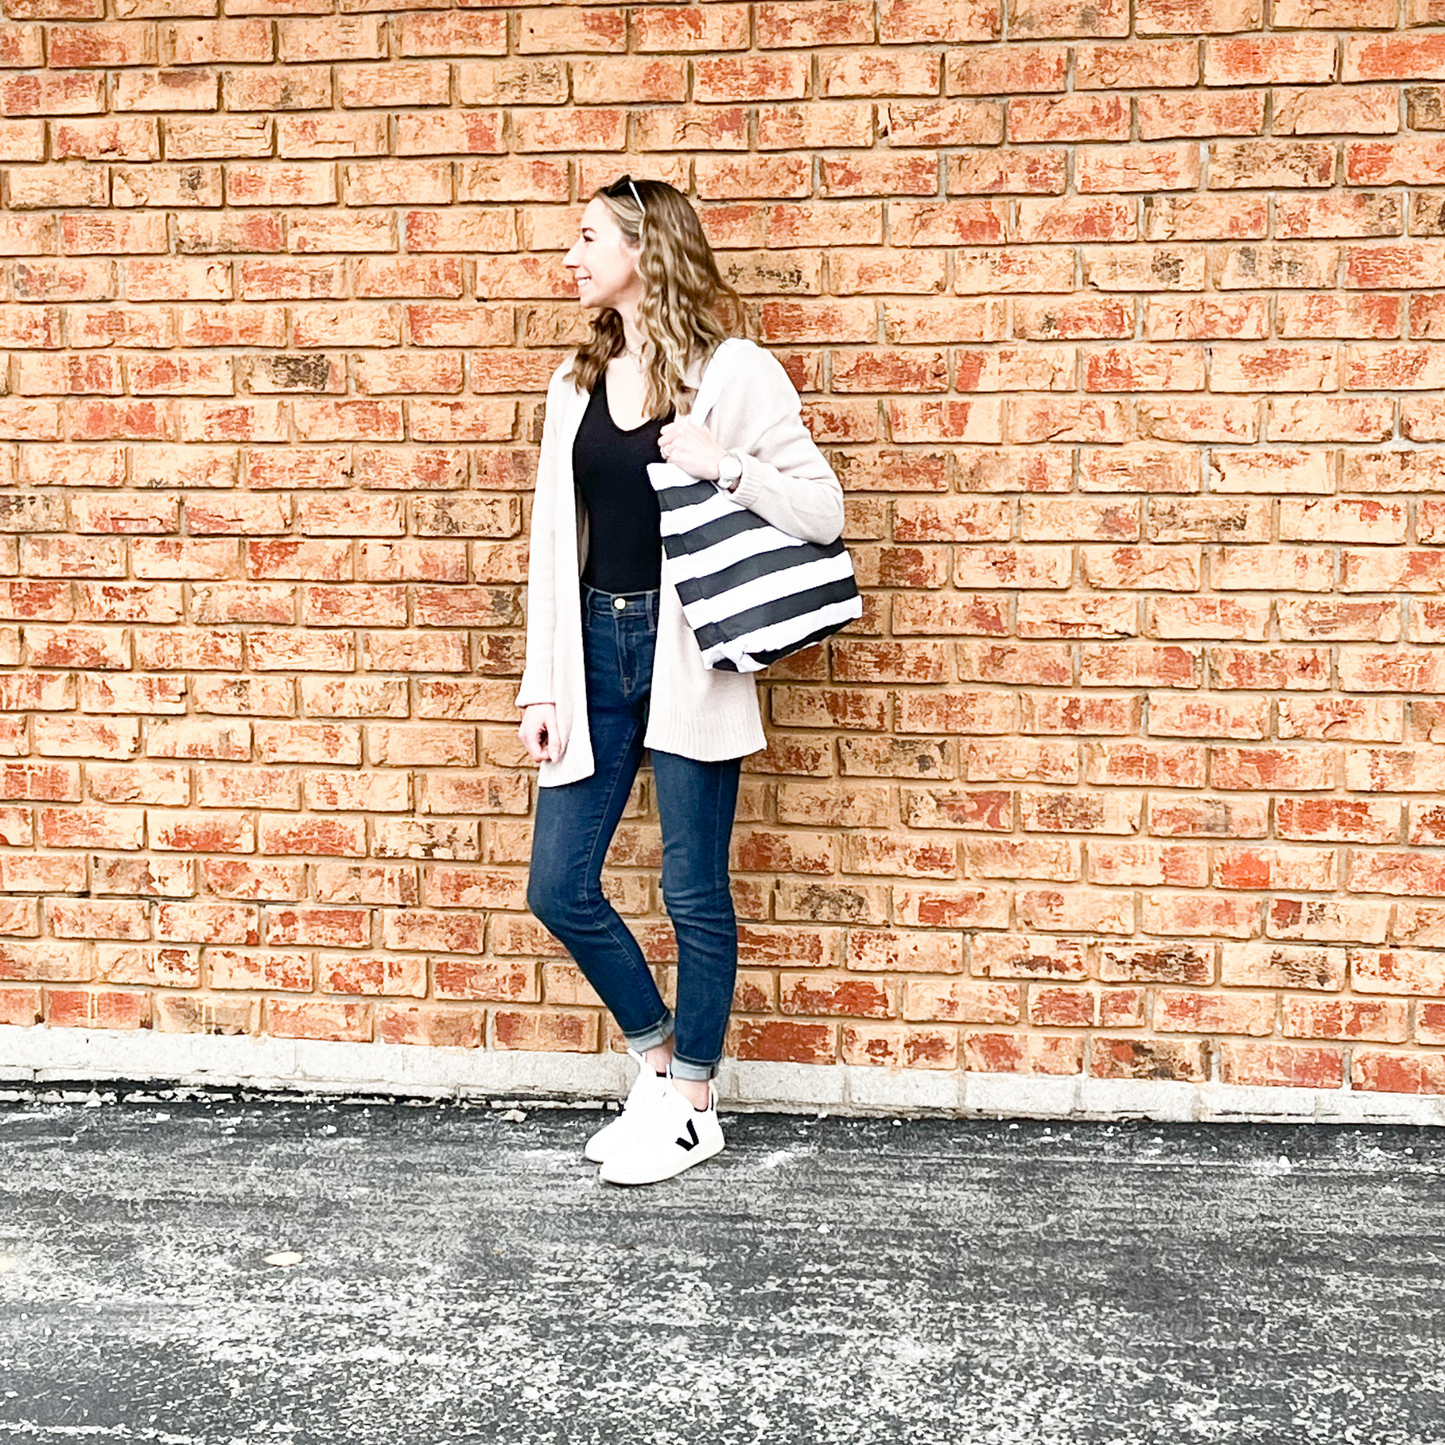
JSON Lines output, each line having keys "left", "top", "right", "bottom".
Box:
{"left": 519, "top": 706, "right": 560, "bottom": 764}
{"left": 659, "top": 422, "right": 703, "bottom": 468}
{"left": 659, "top": 419, "right": 712, "bottom": 447}
{"left": 658, "top": 419, "right": 724, "bottom": 477}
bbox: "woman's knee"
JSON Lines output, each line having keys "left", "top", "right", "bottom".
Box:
{"left": 527, "top": 869, "right": 580, "bottom": 931}
{"left": 660, "top": 878, "right": 735, "bottom": 925}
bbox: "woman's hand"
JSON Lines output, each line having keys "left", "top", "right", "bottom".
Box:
{"left": 518, "top": 703, "right": 561, "bottom": 764}
{"left": 657, "top": 417, "right": 726, "bottom": 481}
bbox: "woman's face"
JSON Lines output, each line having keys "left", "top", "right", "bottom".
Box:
{"left": 563, "top": 197, "right": 643, "bottom": 313}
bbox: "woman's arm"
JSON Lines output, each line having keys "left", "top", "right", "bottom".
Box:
{"left": 708, "top": 344, "right": 846, "bottom": 546}
{"left": 513, "top": 363, "right": 571, "bottom": 710}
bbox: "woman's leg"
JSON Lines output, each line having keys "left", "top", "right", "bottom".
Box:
{"left": 650, "top": 746, "right": 743, "bottom": 1091}
{"left": 525, "top": 591, "right": 674, "bottom": 1054}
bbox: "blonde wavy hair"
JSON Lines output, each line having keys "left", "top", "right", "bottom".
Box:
{"left": 566, "top": 175, "right": 746, "bottom": 420}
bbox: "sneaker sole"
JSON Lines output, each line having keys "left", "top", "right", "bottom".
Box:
{"left": 597, "top": 1132, "right": 725, "bottom": 1186}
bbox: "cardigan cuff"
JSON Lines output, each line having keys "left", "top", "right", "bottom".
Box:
{"left": 726, "top": 452, "right": 765, "bottom": 510}
{"left": 514, "top": 671, "right": 554, "bottom": 710}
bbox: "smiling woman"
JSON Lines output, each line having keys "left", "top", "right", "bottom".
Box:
{"left": 513, "top": 176, "right": 847, "bottom": 1188}
{"left": 561, "top": 175, "right": 743, "bottom": 438}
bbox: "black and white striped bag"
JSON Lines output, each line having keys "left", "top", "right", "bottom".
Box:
{"left": 648, "top": 339, "right": 862, "bottom": 673}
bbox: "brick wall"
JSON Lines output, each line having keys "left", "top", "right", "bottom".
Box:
{"left": 6, "top": 0, "right": 1445, "bottom": 1103}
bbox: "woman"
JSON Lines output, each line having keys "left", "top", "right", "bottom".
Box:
{"left": 515, "top": 175, "right": 846, "bottom": 1187}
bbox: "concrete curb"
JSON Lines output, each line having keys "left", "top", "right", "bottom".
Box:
{"left": 3, "top": 1022, "right": 1445, "bottom": 1125}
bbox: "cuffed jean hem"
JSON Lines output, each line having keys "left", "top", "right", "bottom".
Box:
{"left": 667, "top": 1054, "right": 719, "bottom": 1083}
{"left": 622, "top": 1010, "right": 675, "bottom": 1054}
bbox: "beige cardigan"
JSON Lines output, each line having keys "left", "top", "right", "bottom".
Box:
{"left": 515, "top": 338, "right": 846, "bottom": 787}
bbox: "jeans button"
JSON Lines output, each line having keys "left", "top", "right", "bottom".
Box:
{"left": 614, "top": 596, "right": 626, "bottom": 610}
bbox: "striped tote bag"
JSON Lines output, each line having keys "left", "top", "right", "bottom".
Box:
{"left": 647, "top": 340, "right": 862, "bottom": 674}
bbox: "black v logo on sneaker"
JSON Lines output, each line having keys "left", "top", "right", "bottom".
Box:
{"left": 675, "top": 1117, "right": 699, "bottom": 1151}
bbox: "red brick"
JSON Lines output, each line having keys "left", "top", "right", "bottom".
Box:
{"left": 1077, "top": 144, "right": 1200, "bottom": 193}
{"left": 1138, "top": 0, "right": 1262, "bottom": 32}
{"left": 493, "top": 1008, "right": 598, "bottom": 1054}
{"left": 1347, "top": 138, "right": 1445, "bottom": 184}
{"left": 1275, "top": 86, "right": 1398, "bottom": 136}
{"left": 394, "top": 13, "right": 507, "bottom": 58}
{"left": 732, "top": 1019, "right": 837, "bottom": 1065}
{"left": 1075, "top": 40, "right": 1200, "bottom": 89}
{"left": 49, "top": 23, "right": 157, "bottom": 68}
{"left": 1294, "top": 994, "right": 1404, "bottom": 1040}
{"left": 1278, "top": 0, "right": 1395, "bottom": 21}
{"left": 46, "top": 988, "right": 152, "bottom": 1031}
{"left": 1008, "top": 94, "right": 1129, "bottom": 143}
{"left": 946, "top": 148, "right": 1068, "bottom": 195}
{"left": 1005, "top": 0, "right": 1127, "bottom": 37}
{"left": 758, "top": 1, "right": 875, "bottom": 47}
{"left": 883, "top": 99, "right": 1001, "bottom": 146}
{"left": 1219, "top": 1042, "right": 1343, "bottom": 1090}
{"left": 947, "top": 44, "right": 1066, "bottom": 93}
{"left": 1352, "top": 1051, "right": 1445, "bottom": 1095}
{"left": 890, "top": 200, "right": 1006, "bottom": 245}
{"left": 1204, "top": 34, "right": 1337, "bottom": 84}
{"left": 1145, "top": 295, "right": 1269, "bottom": 340}
{"left": 1016, "top": 196, "right": 1135, "bottom": 243}
{"left": 1155, "top": 989, "right": 1274, "bottom": 1036}
{"left": 1210, "top": 140, "right": 1336, "bottom": 188}
{"left": 161, "top": 20, "right": 271, "bottom": 66}
{"left": 822, "top": 51, "right": 939, "bottom": 96}
{"left": 1345, "top": 34, "right": 1445, "bottom": 81}
{"left": 1278, "top": 296, "right": 1402, "bottom": 344}
{"left": 901, "top": 976, "right": 1017, "bottom": 1023}
{"left": 877, "top": 0, "right": 1000, "bottom": 43}
{"left": 1090, "top": 1037, "right": 1207, "bottom": 1082}
{"left": 1139, "top": 90, "right": 1264, "bottom": 139}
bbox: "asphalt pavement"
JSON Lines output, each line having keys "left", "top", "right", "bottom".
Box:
{"left": 0, "top": 1082, "right": 1442, "bottom": 1445}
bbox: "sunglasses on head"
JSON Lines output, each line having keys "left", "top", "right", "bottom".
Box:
{"left": 605, "top": 173, "right": 644, "bottom": 213}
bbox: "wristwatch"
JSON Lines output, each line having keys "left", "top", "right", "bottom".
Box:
{"left": 717, "top": 451, "right": 743, "bottom": 493}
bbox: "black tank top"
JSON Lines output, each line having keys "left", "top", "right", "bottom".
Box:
{"left": 572, "top": 367, "right": 675, "bottom": 593}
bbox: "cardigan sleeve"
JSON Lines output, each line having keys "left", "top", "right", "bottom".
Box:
{"left": 513, "top": 362, "right": 571, "bottom": 710}
{"left": 711, "top": 345, "right": 846, "bottom": 547}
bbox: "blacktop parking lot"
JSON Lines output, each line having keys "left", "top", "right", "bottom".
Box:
{"left": 0, "top": 1083, "right": 1442, "bottom": 1445}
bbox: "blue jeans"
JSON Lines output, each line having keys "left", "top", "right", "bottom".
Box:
{"left": 526, "top": 583, "right": 743, "bottom": 1082}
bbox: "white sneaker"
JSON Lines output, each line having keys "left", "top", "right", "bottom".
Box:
{"left": 583, "top": 1046, "right": 671, "bottom": 1164}
{"left": 597, "top": 1067, "right": 725, "bottom": 1186}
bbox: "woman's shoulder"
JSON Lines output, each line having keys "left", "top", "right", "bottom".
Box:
{"left": 714, "top": 337, "right": 797, "bottom": 409}
{"left": 718, "top": 335, "right": 766, "bottom": 362}
{"left": 712, "top": 336, "right": 789, "bottom": 385}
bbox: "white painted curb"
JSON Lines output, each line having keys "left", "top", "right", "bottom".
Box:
{"left": 2, "top": 1023, "right": 1443, "bottom": 1124}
